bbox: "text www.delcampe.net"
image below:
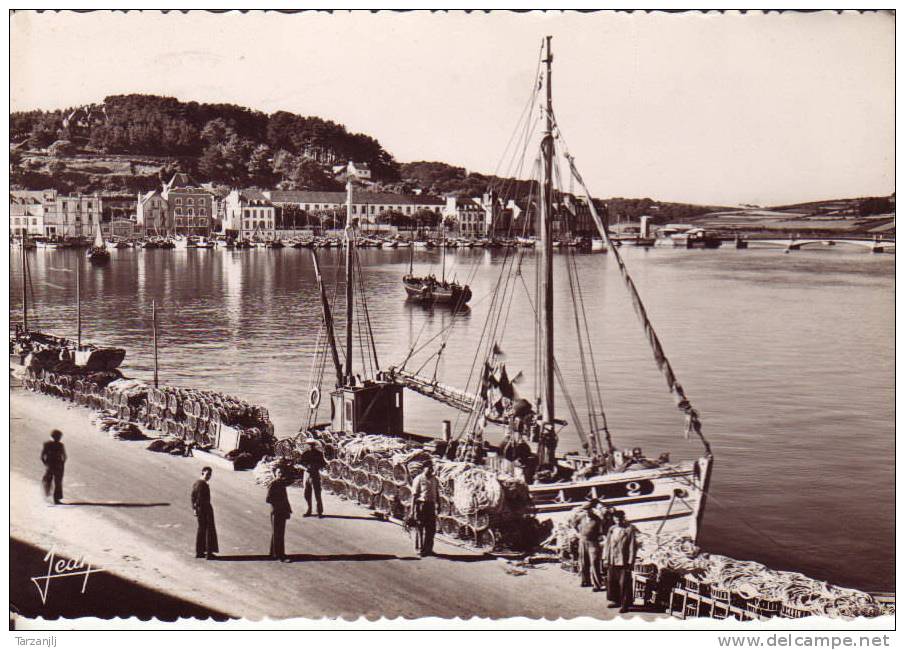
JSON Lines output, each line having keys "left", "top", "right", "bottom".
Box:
{"left": 717, "top": 635, "right": 891, "bottom": 648}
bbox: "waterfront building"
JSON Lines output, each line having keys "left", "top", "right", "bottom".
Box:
{"left": 162, "top": 172, "right": 214, "bottom": 237}
{"left": 264, "top": 189, "right": 444, "bottom": 227}
{"left": 223, "top": 189, "right": 277, "bottom": 241}
{"left": 444, "top": 196, "right": 487, "bottom": 236}
{"left": 137, "top": 190, "right": 169, "bottom": 236}
{"left": 100, "top": 193, "right": 138, "bottom": 239}
{"left": 9, "top": 192, "right": 45, "bottom": 236}
{"left": 43, "top": 193, "right": 103, "bottom": 238}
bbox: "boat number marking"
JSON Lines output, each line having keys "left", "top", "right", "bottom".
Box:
{"left": 626, "top": 481, "right": 642, "bottom": 497}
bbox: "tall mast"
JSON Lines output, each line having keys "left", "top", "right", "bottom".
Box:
{"left": 540, "top": 35, "right": 555, "bottom": 427}
{"left": 344, "top": 172, "right": 354, "bottom": 384}
{"left": 21, "top": 232, "right": 28, "bottom": 332}
{"left": 76, "top": 260, "right": 81, "bottom": 347}
{"left": 152, "top": 300, "right": 159, "bottom": 388}
{"left": 441, "top": 223, "right": 446, "bottom": 283}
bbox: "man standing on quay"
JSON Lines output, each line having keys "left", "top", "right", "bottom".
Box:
{"left": 300, "top": 438, "right": 326, "bottom": 518}
{"left": 191, "top": 466, "right": 218, "bottom": 559}
{"left": 266, "top": 467, "right": 293, "bottom": 562}
{"left": 409, "top": 462, "right": 439, "bottom": 557}
{"left": 574, "top": 498, "right": 611, "bottom": 591}
{"left": 604, "top": 510, "right": 639, "bottom": 612}
{"left": 41, "top": 430, "right": 67, "bottom": 504}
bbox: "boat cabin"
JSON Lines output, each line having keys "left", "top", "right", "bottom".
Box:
{"left": 331, "top": 381, "right": 404, "bottom": 436}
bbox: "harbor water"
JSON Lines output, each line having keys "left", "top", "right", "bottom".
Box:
{"left": 9, "top": 245, "right": 894, "bottom": 592}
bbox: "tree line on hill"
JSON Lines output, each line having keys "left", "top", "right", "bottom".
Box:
{"left": 10, "top": 94, "right": 400, "bottom": 191}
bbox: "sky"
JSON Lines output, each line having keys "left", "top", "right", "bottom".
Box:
{"left": 9, "top": 10, "right": 895, "bottom": 206}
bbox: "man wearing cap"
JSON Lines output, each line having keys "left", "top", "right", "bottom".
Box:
{"left": 604, "top": 510, "right": 639, "bottom": 612}
{"left": 409, "top": 462, "right": 439, "bottom": 557}
{"left": 299, "top": 438, "right": 326, "bottom": 518}
{"left": 573, "top": 498, "right": 610, "bottom": 592}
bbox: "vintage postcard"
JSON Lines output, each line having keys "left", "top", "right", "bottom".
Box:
{"left": 7, "top": 8, "right": 895, "bottom": 636}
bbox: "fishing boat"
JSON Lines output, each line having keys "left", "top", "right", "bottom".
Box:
{"left": 11, "top": 247, "right": 125, "bottom": 371}
{"left": 402, "top": 230, "right": 473, "bottom": 306}
{"left": 86, "top": 223, "right": 110, "bottom": 264}
{"left": 302, "top": 38, "right": 713, "bottom": 542}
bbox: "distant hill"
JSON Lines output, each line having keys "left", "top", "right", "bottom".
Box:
{"left": 689, "top": 195, "right": 895, "bottom": 236}
{"left": 10, "top": 94, "right": 400, "bottom": 193}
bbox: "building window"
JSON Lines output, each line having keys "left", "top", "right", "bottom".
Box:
{"left": 187, "top": 208, "right": 194, "bottom": 216}
{"left": 199, "top": 208, "right": 206, "bottom": 216}
{"left": 187, "top": 198, "right": 194, "bottom": 206}
{"left": 175, "top": 198, "right": 182, "bottom": 206}
{"left": 175, "top": 207, "right": 182, "bottom": 216}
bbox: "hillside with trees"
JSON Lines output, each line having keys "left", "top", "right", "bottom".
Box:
{"left": 10, "top": 94, "right": 400, "bottom": 193}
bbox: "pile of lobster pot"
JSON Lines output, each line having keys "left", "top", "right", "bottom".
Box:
{"left": 280, "top": 431, "right": 539, "bottom": 552}
{"left": 551, "top": 523, "right": 890, "bottom": 619}
{"left": 143, "top": 385, "right": 274, "bottom": 454}
{"left": 22, "top": 365, "right": 276, "bottom": 460}
{"left": 23, "top": 366, "right": 123, "bottom": 403}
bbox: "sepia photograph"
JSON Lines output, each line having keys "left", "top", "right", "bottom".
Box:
{"left": 7, "top": 8, "right": 895, "bottom": 635}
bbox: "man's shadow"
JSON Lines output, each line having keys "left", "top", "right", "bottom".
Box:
{"left": 212, "top": 552, "right": 410, "bottom": 562}
{"left": 59, "top": 501, "right": 170, "bottom": 508}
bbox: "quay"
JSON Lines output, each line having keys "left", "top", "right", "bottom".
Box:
{"left": 10, "top": 370, "right": 643, "bottom": 621}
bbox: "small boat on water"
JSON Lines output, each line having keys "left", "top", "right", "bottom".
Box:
{"left": 265, "top": 239, "right": 285, "bottom": 249}
{"left": 86, "top": 223, "right": 110, "bottom": 264}
{"left": 402, "top": 230, "right": 473, "bottom": 306}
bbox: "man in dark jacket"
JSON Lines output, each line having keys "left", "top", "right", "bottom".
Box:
{"left": 191, "top": 466, "right": 218, "bottom": 559}
{"left": 299, "top": 439, "right": 326, "bottom": 518}
{"left": 41, "top": 430, "right": 67, "bottom": 504}
{"left": 266, "top": 467, "right": 293, "bottom": 562}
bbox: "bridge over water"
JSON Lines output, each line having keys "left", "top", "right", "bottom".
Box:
{"left": 742, "top": 236, "right": 895, "bottom": 253}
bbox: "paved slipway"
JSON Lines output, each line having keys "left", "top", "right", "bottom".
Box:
{"left": 10, "top": 379, "right": 650, "bottom": 623}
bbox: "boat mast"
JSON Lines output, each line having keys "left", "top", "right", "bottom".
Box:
{"left": 21, "top": 232, "right": 28, "bottom": 332}
{"left": 76, "top": 260, "right": 81, "bottom": 347}
{"left": 540, "top": 35, "right": 555, "bottom": 427}
{"left": 344, "top": 171, "right": 354, "bottom": 384}
{"left": 311, "top": 250, "right": 344, "bottom": 386}
{"left": 152, "top": 299, "right": 159, "bottom": 388}
{"left": 441, "top": 223, "right": 446, "bottom": 283}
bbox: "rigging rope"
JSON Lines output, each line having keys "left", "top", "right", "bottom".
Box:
{"left": 551, "top": 116, "right": 712, "bottom": 456}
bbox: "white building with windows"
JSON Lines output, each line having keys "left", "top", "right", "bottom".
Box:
{"left": 223, "top": 189, "right": 277, "bottom": 240}
{"left": 265, "top": 189, "right": 444, "bottom": 225}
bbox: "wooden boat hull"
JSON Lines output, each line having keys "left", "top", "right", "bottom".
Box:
{"left": 87, "top": 248, "right": 110, "bottom": 264}
{"left": 74, "top": 346, "right": 127, "bottom": 371}
{"left": 403, "top": 277, "right": 472, "bottom": 305}
{"left": 528, "top": 456, "right": 713, "bottom": 541}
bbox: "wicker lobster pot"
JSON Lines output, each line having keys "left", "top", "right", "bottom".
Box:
{"left": 367, "top": 474, "right": 382, "bottom": 492}
{"left": 392, "top": 463, "right": 409, "bottom": 484}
